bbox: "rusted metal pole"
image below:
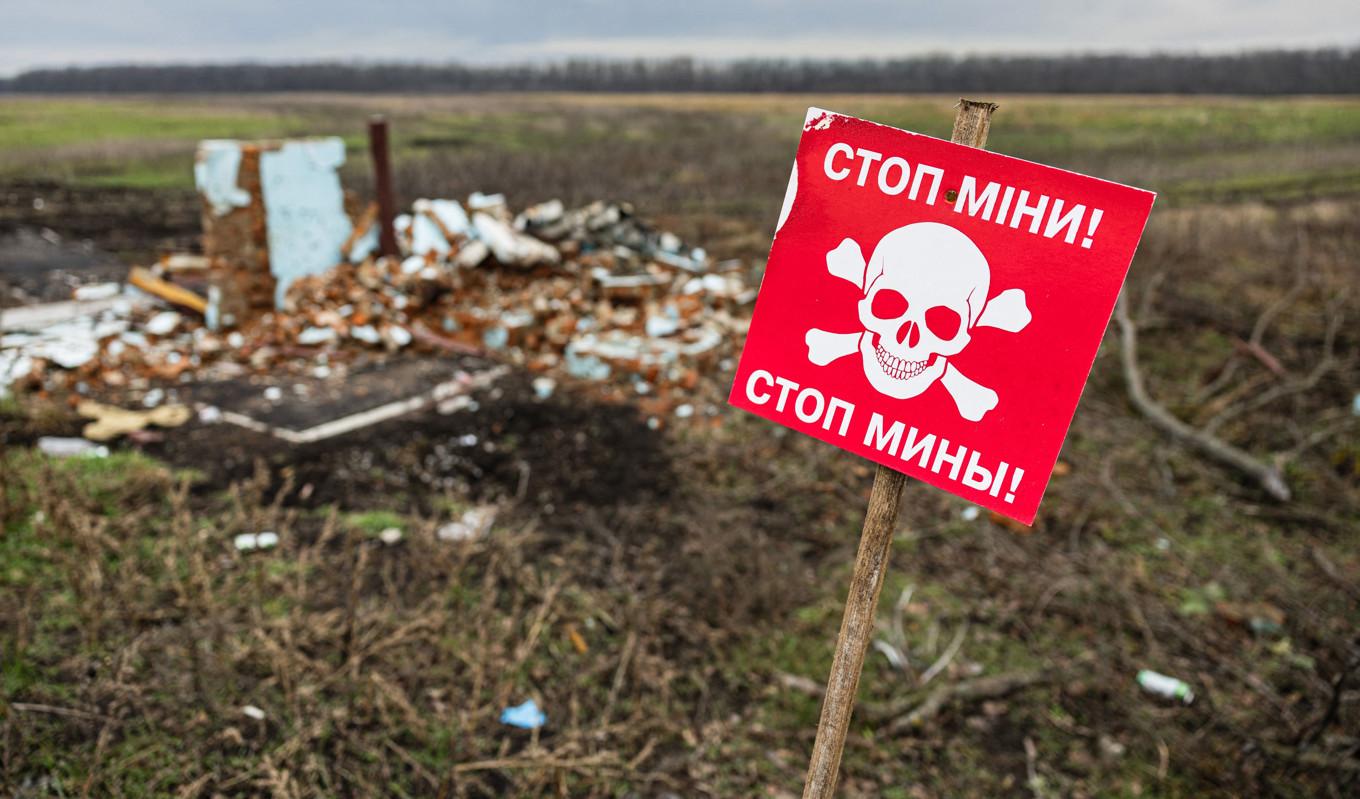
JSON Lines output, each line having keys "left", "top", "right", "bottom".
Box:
{"left": 368, "top": 115, "right": 399, "bottom": 258}
{"left": 800, "top": 98, "right": 998, "bottom": 799}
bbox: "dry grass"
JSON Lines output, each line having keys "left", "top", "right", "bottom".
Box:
{"left": 0, "top": 456, "right": 705, "bottom": 795}
{"left": 2, "top": 96, "right": 1359, "bottom": 797}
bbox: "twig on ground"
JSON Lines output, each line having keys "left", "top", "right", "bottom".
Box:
{"left": 1203, "top": 302, "right": 1343, "bottom": 435}
{"left": 1296, "top": 651, "right": 1360, "bottom": 750}
{"left": 1310, "top": 547, "right": 1360, "bottom": 602}
{"left": 918, "top": 621, "right": 968, "bottom": 686}
{"left": 385, "top": 737, "right": 441, "bottom": 790}
{"left": 1231, "top": 337, "right": 1288, "bottom": 378}
{"left": 777, "top": 671, "right": 825, "bottom": 697}
{"left": 1193, "top": 232, "right": 1308, "bottom": 404}
{"left": 8, "top": 703, "right": 118, "bottom": 724}
{"left": 451, "top": 753, "right": 621, "bottom": 774}
{"left": 601, "top": 630, "right": 638, "bottom": 726}
{"left": 882, "top": 670, "right": 1049, "bottom": 735}
{"left": 1115, "top": 296, "right": 1291, "bottom": 501}
{"left": 1260, "top": 743, "right": 1360, "bottom": 773}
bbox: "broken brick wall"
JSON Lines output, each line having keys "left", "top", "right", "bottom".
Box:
{"left": 198, "top": 142, "right": 276, "bottom": 325}
{"left": 195, "top": 138, "right": 353, "bottom": 325}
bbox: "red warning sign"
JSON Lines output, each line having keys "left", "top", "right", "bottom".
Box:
{"left": 729, "top": 108, "right": 1156, "bottom": 524}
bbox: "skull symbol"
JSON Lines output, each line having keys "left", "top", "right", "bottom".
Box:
{"left": 856, "top": 223, "right": 989, "bottom": 398}
{"left": 805, "top": 221, "right": 1032, "bottom": 421}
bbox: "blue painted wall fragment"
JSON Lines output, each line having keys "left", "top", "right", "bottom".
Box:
{"left": 259, "top": 138, "right": 353, "bottom": 307}
{"left": 348, "top": 225, "right": 379, "bottom": 263}
{"left": 194, "top": 140, "right": 251, "bottom": 216}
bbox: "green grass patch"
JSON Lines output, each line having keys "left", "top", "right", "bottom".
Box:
{"left": 343, "top": 508, "right": 408, "bottom": 536}
{"left": 9, "top": 94, "right": 1360, "bottom": 201}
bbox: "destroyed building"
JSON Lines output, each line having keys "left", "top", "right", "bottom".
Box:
{"left": 0, "top": 135, "right": 757, "bottom": 439}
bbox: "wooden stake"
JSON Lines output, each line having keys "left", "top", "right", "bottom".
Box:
{"left": 800, "top": 98, "right": 997, "bottom": 799}
{"left": 128, "top": 266, "right": 208, "bottom": 315}
{"left": 367, "top": 115, "right": 399, "bottom": 258}
{"left": 950, "top": 99, "right": 999, "bottom": 149}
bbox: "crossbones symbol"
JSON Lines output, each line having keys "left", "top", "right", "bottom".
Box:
{"left": 805, "top": 222, "right": 1031, "bottom": 421}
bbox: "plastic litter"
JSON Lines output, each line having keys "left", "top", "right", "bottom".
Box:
{"left": 532, "top": 376, "right": 556, "bottom": 399}
{"left": 234, "top": 531, "right": 279, "bottom": 552}
{"left": 437, "top": 506, "right": 497, "bottom": 542}
{"left": 500, "top": 699, "right": 546, "bottom": 729}
{"left": 37, "top": 436, "right": 109, "bottom": 459}
{"left": 1136, "top": 670, "right": 1194, "bottom": 704}
{"left": 1249, "top": 616, "right": 1283, "bottom": 637}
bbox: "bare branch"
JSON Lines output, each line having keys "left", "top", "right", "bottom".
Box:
{"left": 1115, "top": 296, "right": 1291, "bottom": 502}
{"left": 1203, "top": 301, "right": 1343, "bottom": 435}
{"left": 885, "top": 671, "right": 1048, "bottom": 735}
{"left": 918, "top": 621, "right": 969, "bottom": 686}
{"left": 1192, "top": 232, "right": 1309, "bottom": 405}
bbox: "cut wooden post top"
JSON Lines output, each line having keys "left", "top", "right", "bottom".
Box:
{"left": 951, "top": 98, "right": 1000, "bottom": 149}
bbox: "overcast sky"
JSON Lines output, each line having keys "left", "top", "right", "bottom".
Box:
{"left": 3, "top": 0, "right": 1358, "bottom": 76}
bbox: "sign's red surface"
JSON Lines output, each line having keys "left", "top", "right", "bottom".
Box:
{"left": 729, "top": 108, "right": 1156, "bottom": 524}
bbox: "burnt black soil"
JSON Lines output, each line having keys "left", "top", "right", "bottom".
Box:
{"left": 0, "top": 181, "right": 199, "bottom": 306}
{"left": 145, "top": 369, "right": 676, "bottom": 515}
{"left": 0, "top": 180, "right": 199, "bottom": 261}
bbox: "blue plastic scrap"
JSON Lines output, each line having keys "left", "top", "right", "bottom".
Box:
{"left": 500, "top": 699, "right": 546, "bottom": 729}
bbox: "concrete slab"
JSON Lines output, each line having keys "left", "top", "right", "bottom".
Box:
{"left": 187, "top": 355, "right": 506, "bottom": 444}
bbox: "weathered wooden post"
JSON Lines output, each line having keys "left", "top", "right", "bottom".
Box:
{"left": 800, "top": 99, "right": 998, "bottom": 799}
{"left": 367, "top": 115, "right": 399, "bottom": 257}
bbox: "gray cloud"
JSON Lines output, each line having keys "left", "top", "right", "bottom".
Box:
{"left": 2, "top": 0, "right": 1357, "bottom": 76}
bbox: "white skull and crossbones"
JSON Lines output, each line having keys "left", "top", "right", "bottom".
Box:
{"left": 805, "top": 222, "right": 1031, "bottom": 421}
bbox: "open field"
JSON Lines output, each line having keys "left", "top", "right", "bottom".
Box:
{"left": 4, "top": 93, "right": 1360, "bottom": 254}
{"left": 1, "top": 94, "right": 1358, "bottom": 797}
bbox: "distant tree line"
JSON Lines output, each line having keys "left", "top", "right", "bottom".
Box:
{"left": 3, "top": 48, "right": 1357, "bottom": 94}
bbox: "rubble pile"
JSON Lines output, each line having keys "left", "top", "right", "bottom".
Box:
{"left": 2, "top": 193, "right": 755, "bottom": 421}
{"left": 2, "top": 295, "right": 263, "bottom": 404}
{"left": 293, "top": 194, "right": 753, "bottom": 402}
